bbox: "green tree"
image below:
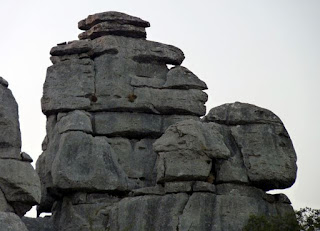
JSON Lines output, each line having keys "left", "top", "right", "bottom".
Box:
{"left": 243, "top": 207, "right": 320, "bottom": 231}
{"left": 296, "top": 207, "right": 320, "bottom": 231}
{"left": 242, "top": 213, "right": 300, "bottom": 231}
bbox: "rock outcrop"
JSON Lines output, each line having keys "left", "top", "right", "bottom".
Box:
{"left": 0, "top": 77, "right": 41, "bottom": 230}
{"left": 29, "top": 11, "right": 297, "bottom": 231}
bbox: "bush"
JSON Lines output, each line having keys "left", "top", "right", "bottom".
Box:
{"left": 242, "top": 213, "right": 300, "bottom": 231}
{"left": 243, "top": 207, "right": 320, "bottom": 231}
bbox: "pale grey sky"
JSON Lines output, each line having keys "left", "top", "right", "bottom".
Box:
{"left": 1, "top": 0, "right": 319, "bottom": 215}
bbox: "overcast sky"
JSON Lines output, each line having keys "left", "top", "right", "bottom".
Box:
{"left": 1, "top": 0, "right": 319, "bottom": 215}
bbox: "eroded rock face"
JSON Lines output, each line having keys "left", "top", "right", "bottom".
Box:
{"left": 203, "top": 102, "right": 297, "bottom": 190}
{"left": 34, "top": 11, "right": 297, "bottom": 231}
{"left": 0, "top": 78, "right": 41, "bottom": 226}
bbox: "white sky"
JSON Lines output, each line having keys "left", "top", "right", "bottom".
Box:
{"left": 1, "top": 0, "right": 319, "bottom": 215}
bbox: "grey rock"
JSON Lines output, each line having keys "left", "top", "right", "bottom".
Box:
{"left": 156, "top": 150, "right": 212, "bottom": 183}
{"left": 107, "top": 138, "right": 157, "bottom": 188}
{"left": 204, "top": 101, "right": 282, "bottom": 125}
{"left": 154, "top": 120, "right": 230, "bottom": 159}
{"left": 165, "top": 181, "right": 193, "bottom": 193}
{"left": 78, "top": 11, "right": 150, "bottom": 30}
{"left": 133, "top": 88, "right": 207, "bottom": 116}
{"left": 105, "top": 194, "right": 189, "bottom": 231}
{"left": 192, "top": 181, "right": 216, "bottom": 193}
{"left": 50, "top": 53, "right": 91, "bottom": 65}
{"left": 0, "top": 76, "right": 8, "bottom": 87}
{"left": 214, "top": 125, "right": 250, "bottom": 184}
{"left": 36, "top": 115, "right": 62, "bottom": 214}
{"left": 213, "top": 184, "right": 296, "bottom": 231}
{"left": 132, "top": 184, "right": 165, "bottom": 196}
{"left": 130, "top": 76, "right": 165, "bottom": 88}
{"left": 164, "top": 66, "right": 207, "bottom": 90}
{"left": 0, "top": 212, "right": 28, "bottom": 231}
{"left": 0, "top": 188, "right": 14, "bottom": 212}
{"left": 178, "top": 193, "right": 216, "bottom": 231}
{"left": 161, "top": 115, "right": 200, "bottom": 132}
{"left": 57, "top": 110, "right": 92, "bottom": 134}
{"left": 91, "top": 35, "right": 184, "bottom": 65}
{"left": 22, "top": 216, "right": 55, "bottom": 231}
{"left": 79, "top": 21, "right": 147, "bottom": 40}
{"left": 41, "top": 58, "right": 95, "bottom": 114}
{"left": 231, "top": 123, "right": 297, "bottom": 190}
{"left": 20, "top": 152, "right": 33, "bottom": 163}
{"left": 51, "top": 131, "right": 129, "bottom": 192}
{"left": 0, "top": 84, "right": 21, "bottom": 159}
{"left": 0, "top": 159, "right": 41, "bottom": 214}
{"left": 50, "top": 40, "right": 92, "bottom": 56}
{"left": 94, "top": 112, "right": 162, "bottom": 138}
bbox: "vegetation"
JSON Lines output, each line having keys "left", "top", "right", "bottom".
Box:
{"left": 242, "top": 207, "right": 320, "bottom": 231}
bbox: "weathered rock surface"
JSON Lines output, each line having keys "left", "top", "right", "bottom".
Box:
{"left": 0, "top": 81, "right": 21, "bottom": 159}
{"left": 0, "top": 212, "right": 29, "bottom": 231}
{"left": 164, "top": 66, "right": 207, "bottom": 90}
{"left": 41, "top": 58, "right": 95, "bottom": 114}
{"left": 35, "top": 11, "right": 298, "bottom": 231}
{"left": 0, "top": 78, "right": 41, "bottom": 222}
{"left": 22, "top": 216, "right": 55, "bottom": 231}
{"left": 79, "top": 22, "right": 147, "bottom": 40}
{"left": 78, "top": 11, "right": 150, "bottom": 31}
{"left": 51, "top": 131, "right": 129, "bottom": 192}
{"left": 204, "top": 102, "right": 297, "bottom": 190}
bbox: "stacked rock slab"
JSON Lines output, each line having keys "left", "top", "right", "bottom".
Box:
{"left": 0, "top": 77, "right": 41, "bottom": 230}
{"left": 37, "top": 11, "right": 207, "bottom": 218}
{"left": 34, "top": 11, "right": 297, "bottom": 231}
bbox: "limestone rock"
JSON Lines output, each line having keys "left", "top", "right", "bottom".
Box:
{"left": 231, "top": 123, "right": 297, "bottom": 190}
{"left": 91, "top": 35, "right": 184, "bottom": 65}
{"left": 41, "top": 58, "right": 95, "bottom": 114}
{"left": 204, "top": 101, "right": 282, "bottom": 125}
{"left": 50, "top": 40, "right": 92, "bottom": 56}
{"left": 133, "top": 88, "right": 207, "bottom": 116}
{"left": 22, "top": 216, "right": 55, "bottom": 231}
{"left": 178, "top": 193, "right": 216, "bottom": 231}
{"left": 156, "top": 150, "right": 212, "bottom": 183}
{"left": 164, "top": 66, "right": 207, "bottom": 90}
{"left": 0, "top": 212, "right": 29, "bottom": 231}
{"left": 94, "top": 112, "right": 162, "bottom": 138}
{"left": 0, "top": 188, "right": 14, "bottom": 212}
{"left": 79, "top": 21, "right": 147, "bottom": 40}
{"left": 0, "top": 159, "right": 41, "bottom": 214}
{"left": 213, "top": 184, "right": 296, "bottom": 231}
{"left": 20, "top": 152, "right": 33, "bottom": 163}
{"left": 0, "top": 76, "right": 9, "bottom": 87}
{"left": 78, "top": 11, "right": 150, "bottom": 31}
{"left": 154, "top": 120, "right": 230, "bottom": 159}
{"left": 204, "top": 102, "right": 297, "bottom": 190}
{"left": 0, "top": 84, "right": 21, "bottom": 159}
{"left": 107, "top": 138, "right": 157, "bottom": 188}
{"left": 57, "top": 110, "right": 92, "bottom": 134}
{"left": 51, "top": 131, "right": 129, "bottom": 192}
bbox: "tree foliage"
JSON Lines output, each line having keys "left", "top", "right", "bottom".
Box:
{"left": 243, "top": 207, "right": 320, "bottom": 231}
{"left": 296, "top": 207, "right": 320, "bottom": 231}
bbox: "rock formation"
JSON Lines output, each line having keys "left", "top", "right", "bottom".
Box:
{"left": 22, "top": 11, "right": 297, "bottom": 231}
{"left": 0, "top": 77, "right": 41, "bottom": 230}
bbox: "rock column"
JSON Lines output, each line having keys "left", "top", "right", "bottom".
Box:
{"left": 0, "top": 77, "right": 41, "bottom": 230}
{"left": 35, "top": 11, "right": 298, "bottom": 231}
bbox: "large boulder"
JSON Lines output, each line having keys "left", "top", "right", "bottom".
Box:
{"left": 51, "top": 131, "right": 129, "bottom": 192}
{"left": 204, "top": 102, "right": 297, "bottom": 190}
